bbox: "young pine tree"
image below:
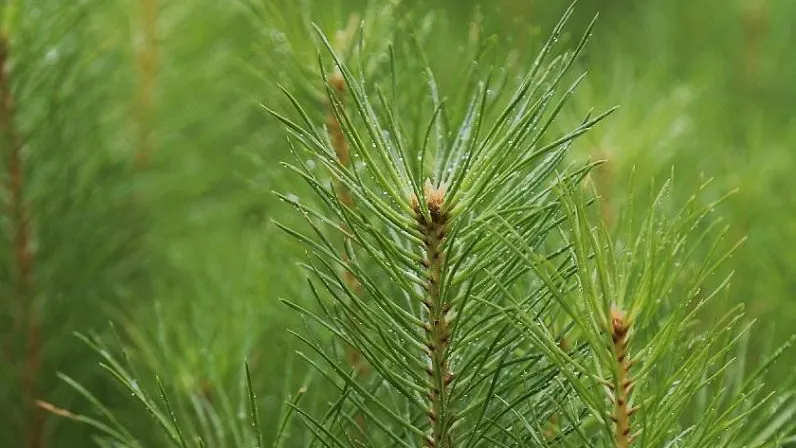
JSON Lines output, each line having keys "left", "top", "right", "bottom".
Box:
{"left": 271, "top": 7, "right": 609, "bottom": 446}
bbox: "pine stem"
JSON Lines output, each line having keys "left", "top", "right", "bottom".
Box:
{"left": 740, "top": 0, "right": 769, "bottom": 90}
{"left": 127, "top": 0, "right": 158, "bottom": 299}
{"left": 610, "top": 305, "right": 634, "bottom": 448}
{"left": 327, "top": 72, "right": 360, "bottom": 297}
{"left": 326, "top": 72, "right": 368, "bottom": 440}
{"left": 327, "top": 72, "right": 355, "bottom": 210}
{"left": 326, "top": 72, "right": 367, "bottom": 377}
{"left": 135, "top": 0, "right": 158, "bottom": 168}
{"left": 1, "top": 32, "right": 43, "bottom": 448}
{"left": 414, "top": 181, "right": 454, "bottom": 448}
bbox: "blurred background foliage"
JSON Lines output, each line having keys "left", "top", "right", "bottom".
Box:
{"left": 0, "top": 0, "right": 793, "bottom": 446}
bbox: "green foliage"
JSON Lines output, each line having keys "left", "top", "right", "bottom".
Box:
{"left": 0, "top": 0, "right": 143, "bottom": 443}
{"left": 499, "top": 179, "right": 796, "bottom": 446}
{"left": 1, "top": 0, "right": 794, "bottom": 447}
{"left": 268, "top": 6, "right": 610, "bottom": 445}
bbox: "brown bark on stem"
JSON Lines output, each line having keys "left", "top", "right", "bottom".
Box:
{"left": 610, "top": 305, "right": 635, "bottom": 448}
{"left": 1, "top": 33, "right": 43, "bottom": 448}
{"left": 326, "top": 72, "right": 369, "bottom": 441}
{"left": 135, "top": 0, "right": 158, "bottom": 169}
{"left": 413, "top": 181, "right": 455, "bottom": 448}
{"left": 326, "top": 72, "right": 367, "bottom": 372}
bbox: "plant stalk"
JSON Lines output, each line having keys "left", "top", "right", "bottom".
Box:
{"left": 135, "top": 0, "right": 158, "bottom": 168}
{"left": 1, "top": 32, "right": 43, "bottom": 448}
{"left": 415, "top": 181, "right": 454, "bottom": 448}
{"left": 610, "top": 305, "right": 634, "bottom": 448}
{"left": 326, "top": 72, "right": 368, "bottom": 375}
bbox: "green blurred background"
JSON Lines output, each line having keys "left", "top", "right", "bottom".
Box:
{"left": 1, "top": 0, "right": 793, "bottom": 445}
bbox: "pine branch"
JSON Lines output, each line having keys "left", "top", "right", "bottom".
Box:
{"left": 0, "top": 28, "right": 43, "bottom": 448}
{"left": 326, "top": 62, "right": 372, "bottom": 443}
{"left": 327, "top": 72, "right": 355, "bottom": 209}
{"left": 134, "top": 0, "right": 159, "bottom": 168}
{"left": 325, "top": 70, "right": 367, "bottom": 374}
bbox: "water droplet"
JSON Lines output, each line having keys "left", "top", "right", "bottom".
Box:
{"left": 45, "top": 48, "right": 60, "bottom": 64}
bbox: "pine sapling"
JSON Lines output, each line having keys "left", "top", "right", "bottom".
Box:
{"left": 270, "top": 5, "right": 613, "bottom": 445}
